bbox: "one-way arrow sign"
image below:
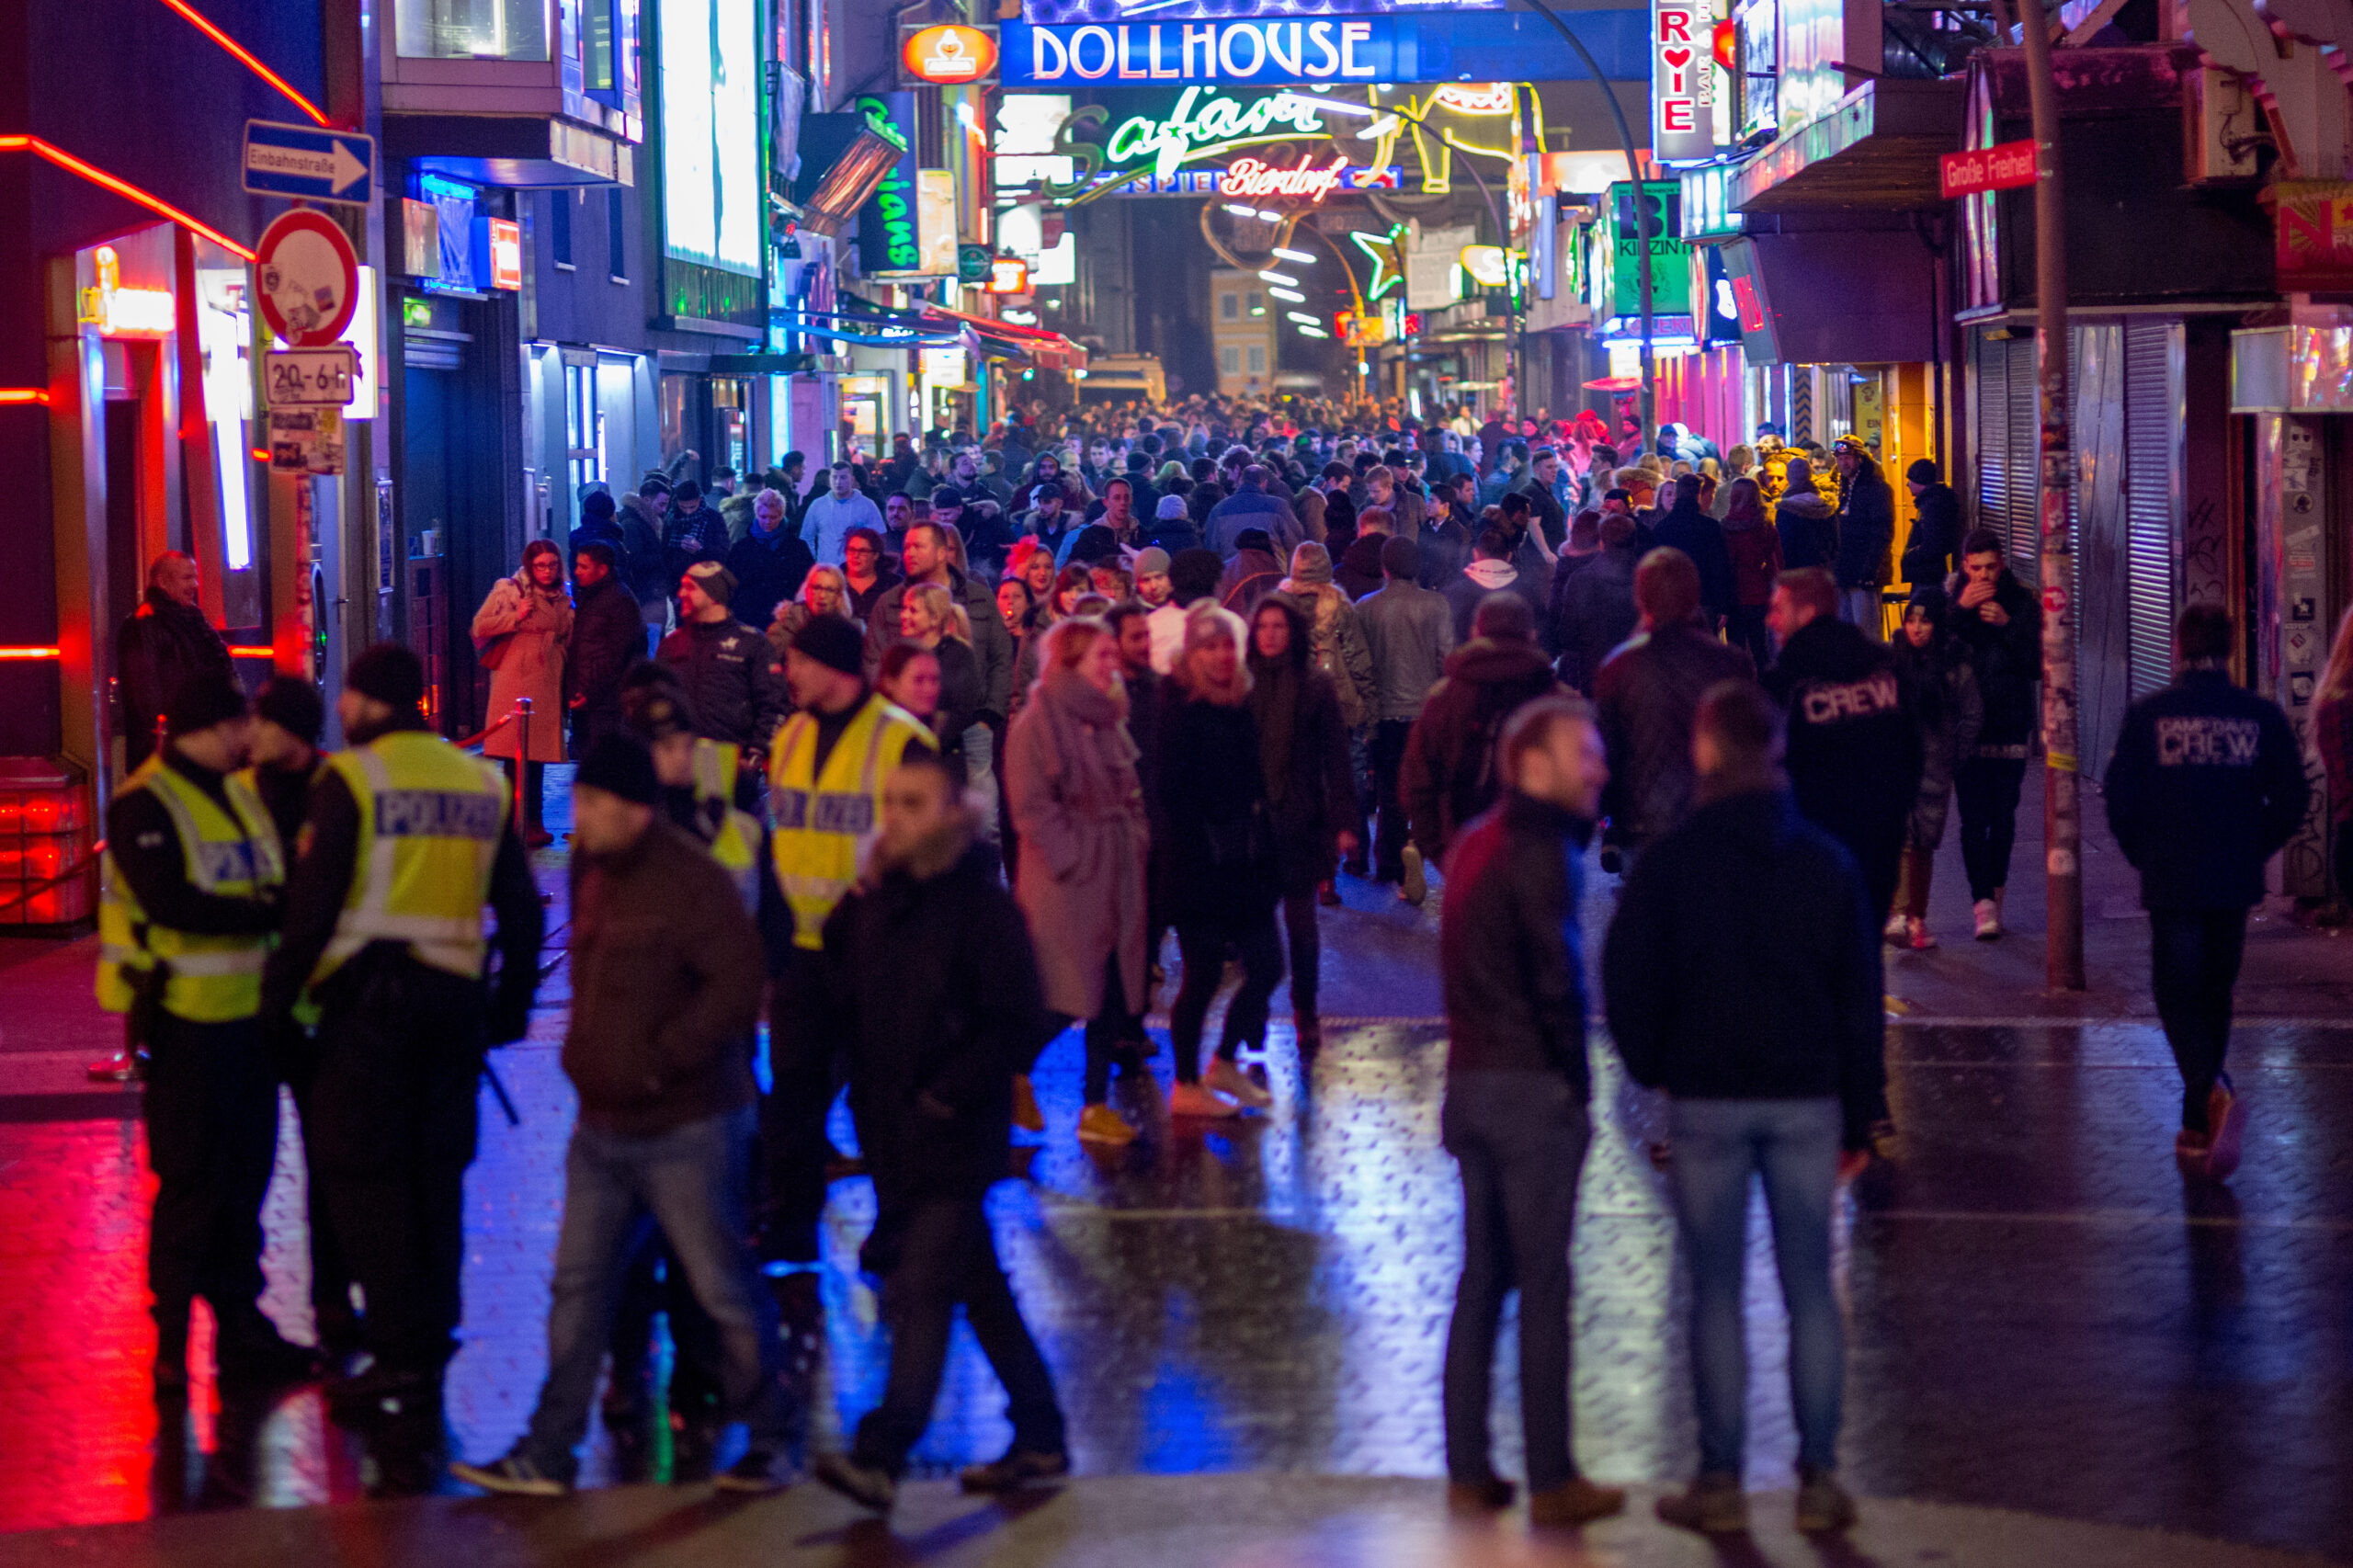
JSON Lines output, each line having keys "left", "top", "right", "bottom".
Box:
{"left": 243, "top": 119, "right": 374, "bottom": 203}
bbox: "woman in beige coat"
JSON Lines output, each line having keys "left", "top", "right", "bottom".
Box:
{"left": 471, "top": 538, "right": 573, "bottom": 844}
{"left": 1003, "top": 617, "right": 1150, "bottom": 1147}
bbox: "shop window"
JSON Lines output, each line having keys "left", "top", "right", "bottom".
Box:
{"left": 1247, "top": 345, "right": 1266, "bottom": 375}
{"left": 551, "top": 191, "right": 574, "bottom": 270}
{"left": 565, "top": 362, "right": 604, "bottom": 493}
{"left": 1220, "top": 347, "right": 1240, "bottom": 375}
{"left": 1220, "top": 292, "right": 1238, "bottom": 322}
{"left": 396, "top": 0, "right": 550, "bottom": 60}
{"left": 608, "top": 187, "right": 628, "bottom": 281}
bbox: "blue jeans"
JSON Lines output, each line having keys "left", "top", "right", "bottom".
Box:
{"left": 1442, "top": 1069, "right": 1591, "bottom": 1491}
{"left": 520, "top": 1104, "right": 788, "bottom": 1479}
{"left": 1665, "top": 1097, "right": 1844, "bottom": 1479}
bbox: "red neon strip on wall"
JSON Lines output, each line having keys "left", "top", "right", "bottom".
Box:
{"left": 0, "top": 138, "right": 256, "bottom": 260}
{"left": 225, "top": 646, "right": 275, "bottom": 659}
{"left": 0, "top": 389, "right": 50, "bottom": 405}
{"left": 153, "top": 0, "right": 332, "bottom": 128}
{"left": 0, "top": 647, "right": 63, "bottom": 660}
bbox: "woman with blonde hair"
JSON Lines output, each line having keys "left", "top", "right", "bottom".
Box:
{"left": 767, "top": 562, "right": 856, "bottom": 663}
{"left": 1005, "top": 617, "right": 1151, "bottom": 1144}
{"left": 470, "top": 537, "right": 572, "bottom": 845}
{"left": 897, "top": 581, "right": 980, "bottom": 778}
{"left": 2318, "top": 603, "right": 2353, "bottom": 898}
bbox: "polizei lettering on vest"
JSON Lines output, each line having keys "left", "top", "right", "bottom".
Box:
{"left": 375, "top": 790, "right": 502, "bottom": 838}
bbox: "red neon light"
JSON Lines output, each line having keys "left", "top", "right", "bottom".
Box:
{"left": 226, "top": 646, "right": 275, "bottom": 659}
{"left": 0, "top": 647, "right": 63, "bottom": 660}
{"left": 0, "top": 138, "right": 256, "bottom": 260}
{"left": 0, "top": 389, "right": 49, "bottom": 405}
{"left": 153, "top": 0, "right": 332, "bottom": 127}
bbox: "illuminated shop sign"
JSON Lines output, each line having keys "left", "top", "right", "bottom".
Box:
{"left": 857, "top": 92, "right": 923, "bottom": 275}
{"left": 1020, "top": 0, "right": 1494, "bottom": 19}
{"left": 81, "top": 246, "right": 176, "bottom": 337}
{"left": 1005, "top": 18, "right": 1392, "bottom": 86}
{"left": 659, "top": 0, "right": 760, "bottom": 276}
{"left": 1733, "top": 0, "right": 1777, "bottom": 141}
{"left": 1652, "top": 0, "right": 1713, "bottom": 164}
{"left": 1119, "top": 163, "right": 1399, "bottom": 198}
{"left": 1102, "top": 85, "right": 1328, "bottom": 179}
{"left": 1222, "top": 154, "right": 1349, "bottom": 203}
{"left": 901, "top": 23, "right": 998, "bottom": 85}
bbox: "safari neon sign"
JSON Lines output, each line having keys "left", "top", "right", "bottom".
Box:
{"left": 1101, "top": 87, "right": 1329, "bottom": 181}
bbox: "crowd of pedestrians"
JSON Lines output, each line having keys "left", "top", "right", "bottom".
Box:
{"left": 95, "top": 396, "right": 2332, "bottom": 1533}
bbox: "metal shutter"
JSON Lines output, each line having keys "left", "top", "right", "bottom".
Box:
{"left": 2123, "top": 319, "right": 2181, "bottom": 700}
{"left": 2006, "top": 335, "right": 2040, "bottom": 585}
{"left": 1973, "top": 332, "right": 2013, "bottom": 545}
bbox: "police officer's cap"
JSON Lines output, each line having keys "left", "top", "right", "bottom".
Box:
{"left": 165, "top": 673, "right": 247, "bottom": 737}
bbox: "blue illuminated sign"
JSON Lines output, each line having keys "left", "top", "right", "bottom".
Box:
{"left": 1000, "top": 11, "right": 1650, "bottom": 88}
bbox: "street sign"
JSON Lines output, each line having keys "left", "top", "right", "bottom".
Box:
{"left": 264, "top": 346, "right": 359, "bottom": 407}
{"left": 243, "top": 119, "right": 375, "bottom": 203}
{"left": 1939, "top": 139, "right": 2040, "bottom": 200}
{"left": 957, "top": 243, "right": 992, "bottom": 284}
{"left": 255, "top": 210, "right": 360, "bottom": 347}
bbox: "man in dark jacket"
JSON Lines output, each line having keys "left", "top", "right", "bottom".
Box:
{"left": 1555, "top": 514, "right": 1642, "bottom": 695}
{"left": 721, "top": 487, "right": 813, "bottom": 633}
{"left": 2104, "top": 604, "right": 2307, "bottom": 1180}
{"left": 567, "top": 543, "right": 644, "bottom": 757}
{"left": 1652, "top": 475, "right": 1734, "bottom": 631}
{"left": 118, "top": 551, "right": 233, "bottom": 770}
{"left": 1829, "top": 438, "right": 1895, "bottom": 640}
{"left": 657, "top": 562, "right": 787, "bottom": 755}
{"left": 567, "top": 490, "right": 625, "bottom": 563}
{"left": 1764, "top": 567, "right": 1921, "bottom": 923}
{"left": 1900, "top": 459, "right": 1962, "bottom": 588}
{"left": 1437, "top": 695, "right": 1625, "bottom": 1529}
{"left": 1358, "top": 533, "right": 1456, "bottom": 899}
{"left": 1207, "top": 464, "right": 1303, "bottom": 559}
{"left": 618, "top": 479, "right": 673, "bottom": 651}
{"left": 1605, "top": 680, "right": 1879, "bottom": 1537}
{"left": 1948, "top": 528, "right": 2042, "bottom": 938}
{"left": 811, "top": 752, "right": 1067, "bottom": 1511}
{"left": 1402, "top": 593, "right": 1563, "bottom": 864}
{"left": 452, "top": 736, "right": 790, "bottom": 1496}
{"left": 1594, "top": 548, "right": 1754, "bottom": 856}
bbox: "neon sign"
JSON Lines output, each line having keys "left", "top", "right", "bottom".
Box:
{"left": 1652, "top": 0, "right": 1712, "bottom": 163}
{"left": 1430, "top": 83, "right": 1513, "bottom": 116}
{"left": 81, "top": 245, "right": 176, "bottom": 337}
{"left": 1222, "top": 154, "right": 1349, "bottom": 203}
{"left": 902, "top": 24, "right": 998, "bottom": 85}
{"left": 1101, "top": 86, "right": 1328, "bottom": 180}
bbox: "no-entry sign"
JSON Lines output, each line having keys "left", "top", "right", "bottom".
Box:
{"left": 1940, "top": 140, "right": 2040, "bottom": 200}
{"left": 254, "top": 210, "right": 359, "bottom": 348}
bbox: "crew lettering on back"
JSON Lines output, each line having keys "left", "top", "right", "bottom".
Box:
{"left": 2154, "top": 716, "right": 2261, "bottom": 767}
{"left": 1798, "top": 671, "right": 1900, "bottom": 727}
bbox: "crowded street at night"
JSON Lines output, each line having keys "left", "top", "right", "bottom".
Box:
{"left": 7, "top": 0, "right": 2353, "bottom": 1562}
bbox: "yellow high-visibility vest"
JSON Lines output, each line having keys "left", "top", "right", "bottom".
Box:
{"left": 767, "top": 694, "right": 933, "bottom": 949}
{"left": 311, "top": 730, "right": 507, "bottom": 988}
{"left": 97, "top": 756, "right": 284, "bottom": 1023}
{"left": 690, "top": 737, "right": 762, "bottom": 913}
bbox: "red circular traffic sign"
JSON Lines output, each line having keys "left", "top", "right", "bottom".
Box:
{"left": 254, "top": 210, "right": 359, "bottom": 347}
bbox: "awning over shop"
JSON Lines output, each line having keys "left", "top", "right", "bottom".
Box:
{"left": 1732, "top": 79, "right": 1964, "bottom": 214}
{"left": 770, "top": 304, "right": 965, "bottom": 349}
{"left": 919, "top": 305, "right": 1088, "bottom": 372}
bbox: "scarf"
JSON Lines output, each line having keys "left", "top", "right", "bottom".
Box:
{"left": 1247, "top": 654, "right": 1302, "bottom": 806}
{"left": 1031, "top": 665, "right": 1139, "bottom": 818}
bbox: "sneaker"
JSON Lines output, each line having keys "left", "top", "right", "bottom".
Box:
{"left": 1318, "top": 879, "right": 1342, "bottom": 908}
{"left": 450, "top": 1450, "right": 569, "bottom": 1497}
{"left": 1529, "top": 1476, "right": 1627, "bottom": 1528}
{"left": 1168, "top": 1081, "right": 1239, "bottom": 1119}
{"left": 1203, "top": 1056, "right": 1273, "bottom": 1109}
{"left": 86, "top": 1050, "right": 143, "bottom": 1084}
{"left": 1883, "top": 910, "right": 1909, "bottom": 944}
{"left": 2205, "top": 1081, "right": 2247, "bottom": 1179}
{"left": 2175, "top": 1129, "right": 2211, "bottom": 1177}
{"left": 958, "top": 1449, "right": 1070, "bottom": 1494}
{"left": 714, "top": 1449, "right": 789, "bottom": 1494}
{"left": 1905, "top": 917, "right": 1938, "bottom": 951}
{"left": 812, "top": 1450, "right": 897, "bottom": 1512}
{"left": 1654, "top": 1474, "right": 1746, "bottom": 1534}
{"left": 1796, "top": 1466, "right": 1857, "bottom": 1532}
{"left": 1076, "top": 1103, "right": 1139, "bottom": 1146}
{"left": 1400, "top": 845, "right": 1427, "bottom": 906}
{"left": 1972, "top": 898, "right": 2003, "bottom": 941}
{"left": 1011, "top": 1074, "right": 1045, "bottom": 1133}
{"left": 1446, "top": 1475, "right": 1515, "bottom": 1515}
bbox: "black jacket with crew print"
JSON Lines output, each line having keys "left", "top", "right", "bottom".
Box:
{"left": 2104, "top": 668, "right": 2307, "bottom": 910}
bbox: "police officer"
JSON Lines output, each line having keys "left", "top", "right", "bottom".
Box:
{"left": 621, "top": 664, "right": 764, "bottom": 911}
{"left": 763, "top": 616, "right": 935, "bottom": 1263}
{"left": 1763, "top": 566, "right": 1922, "bottom": 924}
{"left": 262, "top": 644, "right": 543, "bottom": 1494}
{"left": 241, "top": 674, "right": 361, "bottom": 1358}
{"left": 2105, "top": 605, "right": 2307, "bottom": 1180}
{"left": 100, "top": 673, "right": 316, "bottom": 1400}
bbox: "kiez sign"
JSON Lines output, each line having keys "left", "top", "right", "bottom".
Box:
{"left": 1652, "top": 0, "right": 1712, "bottom": 164}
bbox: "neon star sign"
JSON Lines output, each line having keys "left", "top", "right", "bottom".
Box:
{"left": 1349, "top": 224, "right": 1407, "bottom": 301}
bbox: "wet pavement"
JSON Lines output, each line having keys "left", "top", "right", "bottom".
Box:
{"left": 1, "top": 768, "right": 2350, "bottom": 1562}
